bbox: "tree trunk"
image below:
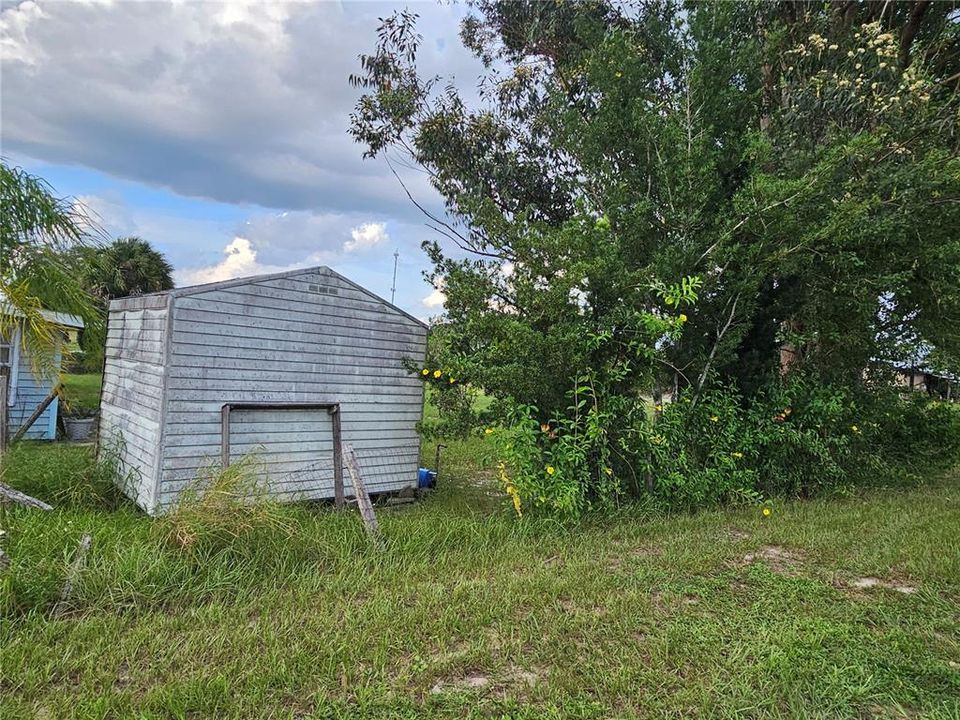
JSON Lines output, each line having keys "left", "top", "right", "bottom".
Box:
{"left": 899, "top": 1, "right": 931, "bottom": 70}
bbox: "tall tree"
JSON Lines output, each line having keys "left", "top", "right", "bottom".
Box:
{"left": 80, "top": 237, "right": 174, "bottom": 301}
{"left": 351, "top": 0, "right": 960, "bottom": 419}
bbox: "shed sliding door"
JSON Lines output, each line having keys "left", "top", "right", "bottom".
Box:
{"left": 227, "top": 407, "right": 335, "bottom": 500}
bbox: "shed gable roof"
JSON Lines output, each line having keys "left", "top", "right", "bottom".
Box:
{"left": 127, "top": 266, "right": 427, "bottom": 329}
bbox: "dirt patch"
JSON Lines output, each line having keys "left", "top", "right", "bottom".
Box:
{"left": 849, "top": 576, "right": 918, "bottom": 595}
{"left": 430, "top": 673, "right": 491, "bottom": 694}
{"left": 429, "top": 666, "right": 539, "bottom": 695}
{"left": 727, "top": 528, "right": 751, "bottom": 541}
{"left": 865, "top": 703, "right": 921, "bottom": 718}
{"left": 741, "top": 545, "right": 804, "bottom": 575}
{"left": 430, "top": 640, "right": 471, "bottom": 664}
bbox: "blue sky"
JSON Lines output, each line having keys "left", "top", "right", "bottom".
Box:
{"left": 1, "top": 1, "right": 485, "bottom": 319}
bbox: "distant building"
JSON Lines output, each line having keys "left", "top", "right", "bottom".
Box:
{"left": 1, "top": 308, "right": 84, "bottom": 440}
{"left": 892, "top": 363, "right": 956, "bottom": 401}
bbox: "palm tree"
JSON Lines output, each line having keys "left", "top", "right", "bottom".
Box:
{"left": 83, "top": 237, "right": 174, "bottom": 301}
{"left": 0, "top": 161, "right": 101, "bottom": 380}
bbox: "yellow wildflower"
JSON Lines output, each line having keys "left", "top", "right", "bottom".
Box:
{"left": 710, "top": 415, "right": 719, "bottom": 422}
{"left": 655, "top": 404, "right": 663, "bottom": 412}
{"left": 506, "top": 484, "right": 523, "bottom": 517}
{"left": 422, "top": 368, "right": 430, "bottom": 376}
{"left": 433, "top": 369, "right": 442, "bottom": 378}
{"left": 484, "top": 428, "right": 494, "bottom": 435}
{"left": 732, "top": 452, "right": 743, "bottom": 459}
{"left": 851, "top": 425, "right": 860, "bottom": 434}
{"left": 762, "top": 507, "right": 772, "bottom": 517}
{"left": 546, "top": 465, "right": 556, "bottom": 476}
{"left": 615, "top": 71, "right": 623, "bottom": 78}
{"left": 448, "top": 377, "right": 456, "bottom": 384}
{"left": 679, "top": 313, "right": 688, "bottom": 323}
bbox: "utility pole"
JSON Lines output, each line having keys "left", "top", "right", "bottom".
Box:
{"left": 390, "top": 249, "right": 399, "bottom": 304}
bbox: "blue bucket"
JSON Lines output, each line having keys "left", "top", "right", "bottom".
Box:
{"left": 417, "top": 468, "right": 437, "bottom": 489}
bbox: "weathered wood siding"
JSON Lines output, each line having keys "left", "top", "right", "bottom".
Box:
{"left": 6, "top": 341, "right": 60, "bottom": 441}
{"left": 99, "top": 294, "right": 170, "bottom": 513}
{"left": 156, "top": 268, "right": 427, "bottom": 509}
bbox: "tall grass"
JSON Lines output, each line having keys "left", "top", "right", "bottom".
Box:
{"left": 156, "top": 456, "right": 297, "bottom": 555}
{"left": 2, "top": 439, "right": 959, "bottom": 718}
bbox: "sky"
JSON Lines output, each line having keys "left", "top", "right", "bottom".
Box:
{"left": 0, "top": 0, "right": 486, "bottom": 320}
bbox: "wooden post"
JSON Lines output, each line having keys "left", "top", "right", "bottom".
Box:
{"left": 0, "top": 482, "right": 54, "bottom": 510}
{"left": 11, "top": 382, "right": 62, "bottom": 443}
{"left": 343, "top": 444, "right": 380, "bottom": 540}
{"left": 51, "top": 533, "right": 92, "bottom": 618}
{"left": 220, "top": 404, "right": 231, "bottom": 468}
{"left": 329, "top": 406, "right": 344, "bottom": 509}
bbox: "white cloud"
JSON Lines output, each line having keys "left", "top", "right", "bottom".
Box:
{"left": 422, "top": 277, "right": 446, "bottom": 309}
{"left": 179, "top": 237, "right": 263, "bottom": 285}
{"left": 177, "top": 236, "right": 328, "bottom": 287}
{"left": 344, "top": 222, "right": 388, "bottom": 253}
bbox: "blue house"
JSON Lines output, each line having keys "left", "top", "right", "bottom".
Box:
{"left": 1, "top": 310, "right": 85, "bottom": 440}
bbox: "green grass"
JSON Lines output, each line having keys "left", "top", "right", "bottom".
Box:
{"left": 1, "top": 437, "right": 959, "bottom": 718}
{"left": 61, "top": 372, "right": 102, "bottom": 414}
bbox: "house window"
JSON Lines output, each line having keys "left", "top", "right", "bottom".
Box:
{"left": 0, "top": 329, "right": 20, "bottom": 406}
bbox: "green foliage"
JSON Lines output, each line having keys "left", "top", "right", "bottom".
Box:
{"left": 351, "top": 1, "right": 960, "bottom": 516}
{"left": 77, "top": 236, "right": 175, "bottom": 301}
{"left": 0, "top": 162, "right": 102, "bottom": 379}
{"left": 643, "top": 379, "right": 960, "bottom": 511}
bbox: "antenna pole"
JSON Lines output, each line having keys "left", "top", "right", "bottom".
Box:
{"left": 390, "top": 249, "right": 399, "bottom": 304}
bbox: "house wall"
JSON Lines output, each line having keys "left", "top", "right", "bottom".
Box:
{"left": 99, "top": 294, "right": 170, "bottom": 513}
{"left": 155, "top": 268, "right": 427, "bottom": 511}
{"left": 6, "top": 339, "right": 61, "bottom": 441}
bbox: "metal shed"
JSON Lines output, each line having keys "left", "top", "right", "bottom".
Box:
{"left": 98, "top": 266, "right": 428, "bottom": 515}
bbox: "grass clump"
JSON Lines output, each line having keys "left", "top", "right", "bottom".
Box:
{"left": 0, "top": 440, "right": 127, "bottom": 511}
{"left": 156, "top": 456, "right": 297, "bottom": 556}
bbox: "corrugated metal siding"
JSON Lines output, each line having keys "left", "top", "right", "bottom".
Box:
{"left": 157, "top": 269, "right": 427, "bottom": 509}
{"left": 7, "top": 344, "right": 60, "bottom": 441}
{"left": 98, "top": 296, "right": 170, "bottom": 512}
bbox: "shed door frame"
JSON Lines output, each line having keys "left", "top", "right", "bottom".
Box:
{"left": 220, "top": 402, "right": 344, "bottom": 507}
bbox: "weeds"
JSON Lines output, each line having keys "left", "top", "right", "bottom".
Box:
{"left": 155, "top": 455, "right": 298, "bottom": 555}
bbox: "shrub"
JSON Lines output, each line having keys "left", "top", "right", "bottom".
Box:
{"left": 489, "top": 372, "right": 960, "bottom": 518}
